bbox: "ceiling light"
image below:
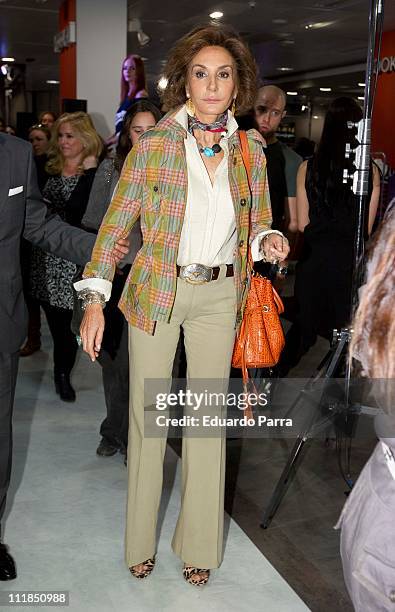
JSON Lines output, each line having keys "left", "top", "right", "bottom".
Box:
{"left": 128, "top": 18, "right": 151, "bottom": 47}
{"left": 358, "top": 82, "right": 365, "bottom": 87}
{"left": 210, "top": 11, "right": 223, "bottom": 19}
{"left": 277, "top": 67, "right": 293, "bottom": 72}
{"left": 313, "top": 115, "right": 319, "bottom": 119}
{"left": 319, "top": 87, "right": 332, "bottom": 92}
{"left": 1, "top": 65, "right": 7, "bottom": 76}
{"left": 301, "top": 105, "right": 308, "bottom": 111}
{"left": 305, "top": 21, "right": 334, "bottom": 30}
{"left": 272, "top": 18, "right": 287, "bottom": 24}
{"left": 158, "top": 76, "right": 168, "bottom": 90}
{"left": 287, "top": 91, "right": 298, "bottom": 96}
{"left": 2, "top": 57, "right": 15, "bottom": 62}
{"left": 280, "top": 39, "right": 295, "bottom": 46}
{"left": 358, "top": 96, "right": 364, "bottom": 100}
{"left": 46, "top": 79, "right": 59, "bottom": 84}
{"left": 137, "top": 31, "right": 151, "bottom": 47}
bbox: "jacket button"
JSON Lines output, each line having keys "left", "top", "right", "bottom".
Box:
{"left": 239, "top": 240, "right": 244, "bottom": 247}
{"left": 153, "top": 185, "right": 158, "bottom": 192}
{"left": 390, "top": 591, "right": 395, "bottom": 603}
{"left": 240, "top": 198, "right": 246, "bottom": 206}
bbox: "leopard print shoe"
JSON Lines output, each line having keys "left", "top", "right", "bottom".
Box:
{"left": 129, "top": 556, "right": 156, "bottom": 579}
{"left": 182, "top": 565, "right": 210, "bottom": 586}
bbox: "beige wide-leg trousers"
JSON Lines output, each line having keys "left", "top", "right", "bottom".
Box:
{"left": 125, "top": 269, "right": 237, "bottom": 569}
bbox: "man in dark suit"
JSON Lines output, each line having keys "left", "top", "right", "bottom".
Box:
{"left": 0, "top": 133, "right": 127, "bottom": 580}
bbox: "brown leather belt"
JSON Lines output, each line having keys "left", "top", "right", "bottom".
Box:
{"left": 176, "top": 263, "right": 234, "bottom": 284}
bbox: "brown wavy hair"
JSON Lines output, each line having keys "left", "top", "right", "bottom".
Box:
{"left": 46, "top": 112, "right": 103, "bottom": 175}
{"left": 160, "top": 24, "right": 258, "bottom": 115}
{"left": 115, "top": 100, "right": 162, "bottom": 172}
{"left": 120, "top": 54, "right": 147, "bottom": 104}
{"left": 350, "top": 201, "right": 395, "bottom": 409}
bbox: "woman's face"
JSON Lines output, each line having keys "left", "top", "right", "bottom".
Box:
{"left": 123, "top": 57, "right": 136, "bottom": 84}
{"left": 128, "top": 111, "right": 157, "bottom": 145}
{"left": 58, "top": 122, "right": 84, "bottom": 161}
{"left": 29, "top": 129, "right": 49, "bottom": 156}
{"left": 41, "top": 113, "right": 55, "bottom": 129}
{"left": 186, "top": 45, "right": 237, "bottom": 123}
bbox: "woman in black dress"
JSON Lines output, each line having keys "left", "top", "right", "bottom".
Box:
{"left": 279, "top": 97, "right": 380, "bottom": 374}
{"left": 30, "top": 112, "right": 102, "bottom": 401}
{"left": 82, "top": 100, "right": 162, "bottom": 458}
{"left": 106, "top": 55, "right": 148, "bottom": 146}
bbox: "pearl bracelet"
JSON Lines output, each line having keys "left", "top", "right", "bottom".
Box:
{"left": 78, "top": 289, "right": 106, "bottom": 311}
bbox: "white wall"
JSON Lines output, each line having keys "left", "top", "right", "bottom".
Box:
{"left": 76, "top": 0, "right": 127, "bottom": 138}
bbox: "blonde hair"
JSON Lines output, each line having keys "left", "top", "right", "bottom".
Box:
{"left": 350, "top": 202, "right": 395, "bottom": 410}
{"left": 46, "top": 112, "right": 103, "bottom": 175}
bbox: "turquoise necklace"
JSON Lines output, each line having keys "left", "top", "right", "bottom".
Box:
{"left": 188, "top": 112, "right": 227, "bottom": 157}
{"left": 198, "top": 143, "right": 222, "bottom": 158}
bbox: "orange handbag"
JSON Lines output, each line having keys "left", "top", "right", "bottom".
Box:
{"left": 232, "top": 131, "right": 285, "bottom": 396}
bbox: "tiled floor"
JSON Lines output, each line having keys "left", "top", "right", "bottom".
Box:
{"left": 4, "top": 326, "right": 310, "bottom": 612}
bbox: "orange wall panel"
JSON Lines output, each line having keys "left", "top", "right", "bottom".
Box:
{"left": 372, "top": 30, "right": 395, "bottom": 168}
{"left": 58, "top": 0, "right": 76, "bottom": 107}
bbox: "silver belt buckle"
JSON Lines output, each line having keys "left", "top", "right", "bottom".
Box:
{"left": 179, "top": 263, "right": 213, "bottom": 284}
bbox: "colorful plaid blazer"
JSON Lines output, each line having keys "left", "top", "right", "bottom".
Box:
{"left": 83, "top": 109, "right": 272, "bottom": 334}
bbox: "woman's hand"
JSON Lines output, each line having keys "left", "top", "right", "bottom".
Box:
{"left": 113, "top": 237, "right": 130, "bottom": 264}
{"left": 261, "top": 234, "right": 290, "bottom": 263}
{"left": 80, "top": 304, "right": 105, "bottom": 362}
{"left": 82, "top": 155, "right": 98, "bottom": 170}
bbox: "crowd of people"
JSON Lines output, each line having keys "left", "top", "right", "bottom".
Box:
{"left": 0, "top": 21, "right": 393, "bottom": 610}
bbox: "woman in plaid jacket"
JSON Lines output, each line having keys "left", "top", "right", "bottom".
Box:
{"left": 77, "top": 24, "right": 289, "bottom": 586}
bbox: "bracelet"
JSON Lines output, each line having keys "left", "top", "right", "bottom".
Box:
{"left": 78, "top": 289, "right": 106, "bottom": 311}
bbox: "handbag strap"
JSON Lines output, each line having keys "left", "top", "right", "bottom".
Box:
{"left": 239, "top": 131, "right": 254, "bottom": 272}
{"left": 239, "top": 130, "right": 252, "bottom": 189}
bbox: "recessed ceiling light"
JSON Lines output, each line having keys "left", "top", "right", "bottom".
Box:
{"left": 358, "top": 82, "right": 365, "bottom": 87}
{"left": 277, "top": 66, "right": 293, "bottom": 72}
{"left": 280, "top": 39, "right": 295, "bottom": 46}
{"left": 305, "top": 21, "right": 334, "bottom": 30}
{"left": 46, "top": 79, "right": 59, "bottom": 84}
{"left": 287, "top": 91, "right": 298, "bottom": 96}
{"left": 2, "top": 57, "right": 15, "bottom": 62}
{"left": 272, "top": 18, "right": 287, "bottom": 24}
{"left": 158, "top": 76, "right": 168, "bottom": 90}
{"left": 210, "top": 11, "right": 223, "bottom": 19}
{"left": 313, "top": 115, "right": 319, "bottom": 119}
{"left": 319, "top": 87, "right": 332, "bottom": 92}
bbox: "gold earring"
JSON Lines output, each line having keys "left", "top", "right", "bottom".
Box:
{"left": 186, "top": 97, "right": 195, "bottom": 117}
{"left": 231, "top": 99, "right": 236, "bottom": 115}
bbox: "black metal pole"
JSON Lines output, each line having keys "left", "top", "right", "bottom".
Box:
{"left": 260, "top": 0, "right": 385, "bottom": 529}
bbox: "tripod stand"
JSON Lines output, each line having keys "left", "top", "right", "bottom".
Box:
{"left": 260, "top": 0, "right": 385, "bottom": 529}
{"left": 261, "top": 330, "right": 352, "bottom": 528}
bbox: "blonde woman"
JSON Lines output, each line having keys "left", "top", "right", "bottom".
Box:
{"left": 30, "top": 112, "right": 102, "bottom": 402}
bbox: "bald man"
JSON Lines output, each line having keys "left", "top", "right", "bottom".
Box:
{"left": 254, "top": 86, "right": 302, "bottom": 231}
